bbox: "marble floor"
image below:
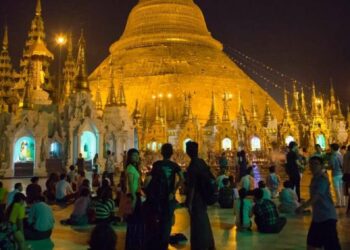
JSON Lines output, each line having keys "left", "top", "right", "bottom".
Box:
{"left": 1, "top": 171, "right": 350, "bottom": 250}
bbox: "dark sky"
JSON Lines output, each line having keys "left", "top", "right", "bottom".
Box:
{"left": 1, "top": 0, "right": 350, "bottom": 108}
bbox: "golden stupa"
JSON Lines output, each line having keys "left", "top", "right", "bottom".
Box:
{"left": 89, "top": 0, "right": 283, "bottom": 123}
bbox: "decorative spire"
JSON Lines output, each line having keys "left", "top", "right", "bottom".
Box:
{"left": 95, "top": 73, "right": 103, "bottom": 110}
{"left": 75, "top": 30, "right": 89, "bottom": 92}
{"left": 262, "top": 98, "right": 273, "bottom": 127}
{"left": 283, "top": 88, "right": 291, "bottom": 119}
{"left": 300, "top": 87, "right": 308, "bottom": 121}
{"left": 206, "top": 91, "right": 219, "bottom": 126}
{"left": 250, "top": 90, "right": 259, "bottom": 121}
{"left": 22, "top": 80, "right": 32, "bottom": 110}
{"left": 35, "top": 0, "right": 42, "bottom": 16}
{"left": 336, "top": 99, "right": 344, "bottom": 121}
{"left": 105, "top": 64, "right": 117, "bottom": 106}
{"left": 311, "top": 82, "right": 318, "bottom": 116}
{"left": 222, "top": 92, "right": 231, "bottom": 122}
{"left": 116, "top": 77, "right": 127, "bottom": 107}
{"left": 132, "top": 99, "right": 142, "bottom": 125}
{"left": 237, "top": 91, "right": 248, "bottom": 126}
{"left": 2, "top": 25, "right": 8, "bottom": 50}
{"left": 63, "top": 32, "right": 75, "bottom": 97}
{"left": 291, "top": 81, "right": 300, "bottom": 122}
{"left": 329, "top": 79, "right": 337, "bottom": 115}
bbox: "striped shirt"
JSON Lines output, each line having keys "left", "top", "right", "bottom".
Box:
{"left": 93, "top": 198, "right": 115, "bottom": 220}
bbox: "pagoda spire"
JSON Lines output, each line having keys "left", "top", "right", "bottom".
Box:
{"left": 22, "top": 80, "right": 32, "bottom": 110}
{"left": 311, "top": 82, "right": 318, "bottom": 116}
{"left": 291, "top": 81, "right": 300, "bottom": 121}
{"left": 262, "top": 98, "right": 273, "bottom": 127}
{"left": 300, "top": 87, "right": 308, "bottom": 121}
{"left": 250, "top": 90, "right": 259, "bottom": 121}
{"left": 35, "top": 0, "right": 42, "bottom": 16}
{"left": 75, "top": 30, "right": 89, "bottom": 92}
{"left": 116, "top": 75, "right": 126, "bottom": 106}
{"left": 329, "top": 79, "right": 337, "bottom": 115}
{"left": 95, "top": 73, "right": 103, "bottom": 110}
{"left": 237, "top": 91, "right": 248, "bottom": 126}
{"left": 336, "top": 99, "right": 344, "bottom": 121}
{"left": 283, "top": 88, "right": 291, "bottom": 119}
{"left": 206, "top": 91, "right": 219, "bottom": 126}
{"left": 0, "top": 25, "right": 15, "bottom": 90}
{"left": 63, "top": 32, "right": 75, "bottom": 97}
{"left": 132, "top": 99, "right": 142, "bottom": 125}
{"left": 105, "top": 64, "right": 117, "bottom": 106}
{"left": 2, "top": 25, "right": 8, "bottom": 50}
{"left": 222, "top": 92, "right": 231, "bottom": 122}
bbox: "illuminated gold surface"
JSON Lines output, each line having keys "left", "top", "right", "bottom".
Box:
{"left": 89, "top": 0, "right": 283, "bottom": 124}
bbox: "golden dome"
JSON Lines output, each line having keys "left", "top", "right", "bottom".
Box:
{"left": 90, "top": 0, "right": 283, "bottom": 122}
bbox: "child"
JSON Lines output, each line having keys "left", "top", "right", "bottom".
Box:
{"left": 218, "top": 178, "right": 234, "bottom": 208}
{"left": 278, "top": 180, "right": 300, "bottom": 214}
{"left": 266, "top": 166, "right": 280, "bottom": 198}
{"left": 234, "top": 188, "right": 253, "bottom": 231}
{"left": 258, "top": 180, "right": 272, "bottom": 200}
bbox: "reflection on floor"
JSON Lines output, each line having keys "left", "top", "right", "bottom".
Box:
{"left": 2, "top": 171, "right": 350, "bottom": 250}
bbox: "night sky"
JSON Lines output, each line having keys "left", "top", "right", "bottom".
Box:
{"left": 1, "top": 0, "right": 350, "bottom": 108}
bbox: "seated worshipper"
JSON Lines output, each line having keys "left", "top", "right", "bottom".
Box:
{"left": 6, "top": 183, "right": 23, "bottom": 209}
{"left": 24, "top": 196, "right": 54, "bottom": 240}
{"left": 5, "top": 193, "right": 30, "bottom": 250}
{"left": 258, "top": 181, "right": 272, "bottom": 200}
{"left": 240, "top": 167, "right": 256, "bottom": 192}
{"left": 0, "top": 181, "right": 8, "bottom": 217}
{"left": 253, "top": 188, "right": 286, "bottom": 233}
{"left": 67, "top": 165, "right": 78, "bottom": 191}
{"left": 26, "top": 177, "right": 42, "bottom": 205}
{"left": 278, "top": 180, "right": 300, "bottom": 214}
{"left": 45, "top": 173, "right": 59, "bottom": 202}
{"left": 218, "top": 178, "right": 234, "bottom": 208}
{"left": 55, "top": 173, "right": 75, "bottom": 203}
{"left": 266, "top": 166, "right": 280, "bottom": 198}
{"left": 78, "top": 179, "right": 91, "bottom": 196}
{"left": 234, "top": 188, "right": 253, "bottom": 231}
{"left": 63, "top": 188, "right": 91, "bottom": 225}
{"left": 76, "top": 171, "right": 87, "bottom": 189}
{"left": 88, "top": 223, "right": 117, "bottom": 250}
{"left": 97, "top": 179, "right": 112, "bottom": 198}
{"left": 216, "top": 169, "right": 229, "bottom": 190}
{"left": 92, "top": 188, "right": 116, "bottom": 224}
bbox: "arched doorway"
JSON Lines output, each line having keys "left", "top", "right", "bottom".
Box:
{"left": 80, "top": 131, "right": 97, "bottom": 161}
{"left": 316, "top": 134, "right": 326, "bottom": 150}
{"left": 222, "top": 138, "right": 232, "bottom": 150}
{"left": 183, "top": 138, "right": 192, "bottom": 152}
{"left": 13, "top": 136, "right": 35, "bottom": 176}
{"left": 50, "top": 141, "right": 62, "bottom": 158}
{"left": 251, "top": 136, "right": 261, "bottom": 151}
{"left": 285, "top": 135, "right": 295, "bottom": 146}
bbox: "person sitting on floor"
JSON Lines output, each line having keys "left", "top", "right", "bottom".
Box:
{"left": 240, "top": 167, "right": 256, "bottom": 192}
{"left": 63, "top": 188, "right": 91, "bottom": 226}
{"left": 45, "top": 173, "right": 59, "bottom": 203}
{"left": 234, "top": 188, "right": 253, "bottom": 231}
{"left": 218, "top": 178, "right": 234, "bottom": 208}
{"left": 88, "top": 223, "right": 117, "bottom": 250}
{"left": 5, "top": 193, "right": 30, "bottom": 250}
{"left": 67, "top": 165, "right": 77, "bottom": 191}
{"left": 266, "top": 166, "right": 280, "bottom": 198}
{"left": 55, "top": 173, "right": 75, "bottom": 203}
{"left": 24, "top": 196, "right": 54, "bottom": 240}
{"left": 26, "top": 177, "right": 42, "bottom": 205}
{"left": 6, "top": 183, "right": 23, "bottom": 209}
{"left": 278, "top": 180, "right": 300, "bottom": 214}
{"left": 258, "top": 180, "right": 272, "bottom": 200}
{"left": 92, "top": 188, "right": 116, "bottom": 224}
{"left": 253, "top": 188, "right": 286, "bottom": 233}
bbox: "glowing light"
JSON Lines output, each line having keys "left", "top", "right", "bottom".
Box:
{"left": 80, "top": 131, "right": 97, "bottom": 160}
{"left": 285, "top": 135, "right": 295, "bottom": 146}
{"left": 167, "top": 93, "right": 172, "bottom": 98}
{"left": 222, "top": 138, "right": 232, "bottom": 150}
{"left": 55, "top": 34, "right": 67, "bottom": 46}
{"left": 251, "top": 136, "right": 261, "bottom": 151}
{"left": 14, "top": 136, "right": 35, "bottom": 162}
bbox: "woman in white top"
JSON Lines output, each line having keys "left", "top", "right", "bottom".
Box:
{"left": 234, "top": 188, "right": 253, "bottom": 231}
{"left": 125, "top": 148, "right": 144, "bottom": 250}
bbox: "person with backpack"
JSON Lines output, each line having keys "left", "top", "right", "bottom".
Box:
{"left": 185, "top": 141, "right": 215, "bottom": 250}
{"left": 144, "top": 143, "right": 184, "bottom": 250}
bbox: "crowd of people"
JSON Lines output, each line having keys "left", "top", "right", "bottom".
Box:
{"left": 0, "top": 140, "right": 348, "bottom": 250}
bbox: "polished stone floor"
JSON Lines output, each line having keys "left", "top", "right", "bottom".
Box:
{"left": 2, "top": 171, "right": 350, "bottom": 250}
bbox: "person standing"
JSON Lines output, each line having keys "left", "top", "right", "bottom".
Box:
{"left": 144, "top": 143, "right": 184, "bottom": 250}
{"left": 76, "top": 153, "right": 85, "bottom": 174}
{"left": 296, "top": 156, "right": 341, "bottom": 250}
{"left": 105, "top": 150, "right": 115, "bottom": 187}
{"left": 286, "top": 141, "right": 302, "bottom": 202}
{"left": 125, "top": 148, "right": 144, "bottom": 250}
{"left": 329, "top": 143, "right": 344, "bottom": 207}
{"left": 237, "top": 150, "right": 248, "bottom": 181}
{"left": 186, "top": 141, "right": 215, "bottom": 250}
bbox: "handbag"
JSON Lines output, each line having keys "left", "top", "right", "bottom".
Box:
{"left": 118, "top": 193, "right": 134, "bottom": 218}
